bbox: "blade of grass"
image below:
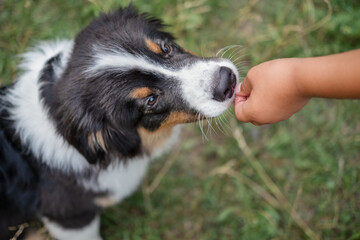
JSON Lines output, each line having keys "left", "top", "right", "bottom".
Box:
{"left": 232, "top": 124, "right": 321, "bottom": 240}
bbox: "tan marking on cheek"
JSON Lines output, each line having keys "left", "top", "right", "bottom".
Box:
{"left": 138, "top": 111, "right": 197, "bottom": 154}
{"left": 130, "top": 87, "right": 152, "bottom": 99}
{"left": 145, "top": 38, "right": 162, "bottom": 55}
{"left": 88, "top": 131, "right": 107, "bottom": 152}
{"left": 161, "top": 111, "right": 198, "bottom": 127}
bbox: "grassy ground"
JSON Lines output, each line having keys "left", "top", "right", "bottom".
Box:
{"left": 1, "top": 0, "right": 360, "bottom": 239}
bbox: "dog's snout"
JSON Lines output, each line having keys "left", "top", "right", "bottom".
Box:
{"left": 213, "top": 66, "right": 236, "bottom": 102}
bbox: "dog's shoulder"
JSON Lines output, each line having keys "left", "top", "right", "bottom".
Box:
{"left": 0, "top": 119, "right": 40, "bottom": 238}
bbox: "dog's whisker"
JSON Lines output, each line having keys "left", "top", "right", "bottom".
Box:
{"left": 222, "top": 113, "right": 232, "bottom": 131}
{"left": 215, "top": 116, "right": 227, "bottom": 135}
{"left": 203, "top": 118, "right": 209, "bottom": 141}
{"left": 228, "top": 47, "right": 244, "bottom": 62}
{"left": 218, "top": 45, "right": 241, "bottom": 59}
{"left": 211, "top": 119, "right": 218, "bottom": 135}
{"left": 197, "top": 113, "right": 209, "bottom": 141}
{"left": 234, "top": 62, "right": 248, "bottom": 70}
{"left": 222, "top": 45, "right": 242, "bottom": 59}
{"left": 216, "top": 45, "right": 233, "bottom": 57}
{"left": 232, "top": 53, "right": 248, "bottom": 65}
{"left": 217, "top": 115, "right": 226, "bottom": 132}
{"left": 226, "top": 47, "right": 239, "bottom": 60}
{"left": 210, "top": 118, "right": 219, "bottom": 136}
{"left": 222, "top": 46, "right": 241, "bottom": 59}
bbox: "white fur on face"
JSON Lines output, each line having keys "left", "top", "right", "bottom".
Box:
{"left": 88, "top": 48, "right": 239, "bottom": 118}
{"left": 177, "top": 60, "right": 238, "bottom": 117}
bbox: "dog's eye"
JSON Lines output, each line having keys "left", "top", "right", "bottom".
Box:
{"left": 146, "top": 95, "right": 158, "bottom": 108}
{"left": 161, "top": 42, "right": 172, "bottom": 55}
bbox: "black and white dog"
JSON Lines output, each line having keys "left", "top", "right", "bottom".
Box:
{"left": 0, "top": 5, "right": 238, "bottom": 240}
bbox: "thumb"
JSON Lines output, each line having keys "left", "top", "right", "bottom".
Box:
{"left": 235, "top": 77, "right": 251, "bottom": 97}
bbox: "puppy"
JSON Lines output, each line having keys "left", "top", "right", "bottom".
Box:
{"left": 0, "top": 5, "right": 238, "bottom": 240}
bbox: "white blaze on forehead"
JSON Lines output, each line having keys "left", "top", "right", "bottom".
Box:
{"left": 87, "top": 50, "right": 239, "bottom": 117}
{"left": 85, "top": 51, "right": 174, "bottom": 76}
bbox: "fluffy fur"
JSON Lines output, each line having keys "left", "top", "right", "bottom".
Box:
{"left": 0, "top": 5, "right": 238, "bottom": 240}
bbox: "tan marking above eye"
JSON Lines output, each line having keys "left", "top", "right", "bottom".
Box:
{"left": 145, "top": 38, "right": 162, "bottom": 55}
{"left": 184, "top": 49, "right": 198, "bottom": 57}
{"left": 130, "top": 87, "right": 153, "bottom": 99}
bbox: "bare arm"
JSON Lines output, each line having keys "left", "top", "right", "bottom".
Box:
{"left": 234, "top": 49, "right": 360, "bottom": 125}
{"left": 295, "top": 49, "right": 360, "bottom": 98}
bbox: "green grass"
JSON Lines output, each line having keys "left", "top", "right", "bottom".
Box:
{"left": 1, "top": 0, "right": 360, "bottom": 239}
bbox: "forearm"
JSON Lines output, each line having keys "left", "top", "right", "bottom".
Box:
{"left": 295, "top": 49, "right": 360, "bottom": 99}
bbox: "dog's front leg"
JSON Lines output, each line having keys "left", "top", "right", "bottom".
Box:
{"left": 42, "top": 215, "right": 102, "bottom": 240}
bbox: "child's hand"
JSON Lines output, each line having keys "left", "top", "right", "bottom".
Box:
{"left": 234, "top": 59, "right": 310, "bottom": 125}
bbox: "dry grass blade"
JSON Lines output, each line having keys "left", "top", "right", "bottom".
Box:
{"left": 145, "top": 150, "right": 179, "bottom": 195}
{"left": 232, "top": 125, "right": 321, "bottom": 240}
{"left": 10, "top": 224, "right": 26, "bottom": 240}
{"left": 9, "top": 223, "right": 50, "bottom": 240}
{"left": 210, "top": 160, "right": 281, "bottom": 209}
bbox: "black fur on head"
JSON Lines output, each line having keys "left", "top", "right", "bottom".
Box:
{"left": 40, "top": 5, "right": 199, "bottom": 165}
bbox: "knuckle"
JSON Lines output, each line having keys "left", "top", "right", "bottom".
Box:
{"left": 235, "top": 111, "right": 250, "bottom": 123}
{"left": 246, "top": 67, "right": 257, "bottom": 80}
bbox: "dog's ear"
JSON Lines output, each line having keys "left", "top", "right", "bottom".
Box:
{"left": 80, "top": 123, "right": 141, "bottom": 165}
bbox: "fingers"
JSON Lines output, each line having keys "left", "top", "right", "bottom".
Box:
{"left": 234, "top": 95, "right": 253, "bottom": 123}
{"left": 235, "top": 100, "right": 267, "bottom": 125}
{"left": 234, "top": 77, "right": 251, "bottom": 105}
{"left": 234, "top": 77, "right": 253, "bottom": 122}
{"left": 234, "top": 83, "right": 247, "bottom": 104}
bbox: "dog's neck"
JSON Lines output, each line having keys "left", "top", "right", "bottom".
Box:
{"left": 4, "top": 40, "right": 94, "bottom": 173}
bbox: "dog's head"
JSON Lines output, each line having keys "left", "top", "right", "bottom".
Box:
{"left": 46, "top": 5, "right": 238, "bottom": 164}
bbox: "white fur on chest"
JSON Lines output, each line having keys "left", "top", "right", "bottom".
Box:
{"left": 6, "top": 40, "right": 181, "bottom": 205}
{"left": 83, "top": 126, "right": 181, "bottom": 204}
{"left": 83, "top": 157, "right": 150, "bottom": 204}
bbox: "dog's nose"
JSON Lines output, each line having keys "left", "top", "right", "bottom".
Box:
{"left": 213, "top": 67, "right": 236, "bottom": 102}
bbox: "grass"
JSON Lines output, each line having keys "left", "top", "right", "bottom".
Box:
{"left": 1, "top": 0, "right": 360, "bottom": 239}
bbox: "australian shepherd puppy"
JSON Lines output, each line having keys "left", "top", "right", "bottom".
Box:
{"left": 0, "top": 5, "right": 238, "bottom": 240}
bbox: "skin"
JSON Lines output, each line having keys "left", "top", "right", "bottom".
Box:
{"left": 234, "top": 49, "right": 360, "bottom": 125}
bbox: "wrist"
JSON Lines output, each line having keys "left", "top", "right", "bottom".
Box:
{"left": 291, "top": 58, "right": 312, "bottom": 99}
{"left": 283, "top": 58, "right": 309, "bottom": 99}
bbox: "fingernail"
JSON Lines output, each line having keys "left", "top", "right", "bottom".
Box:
{"left": 235, "top": 82, "right": 241, "bottom": 95}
